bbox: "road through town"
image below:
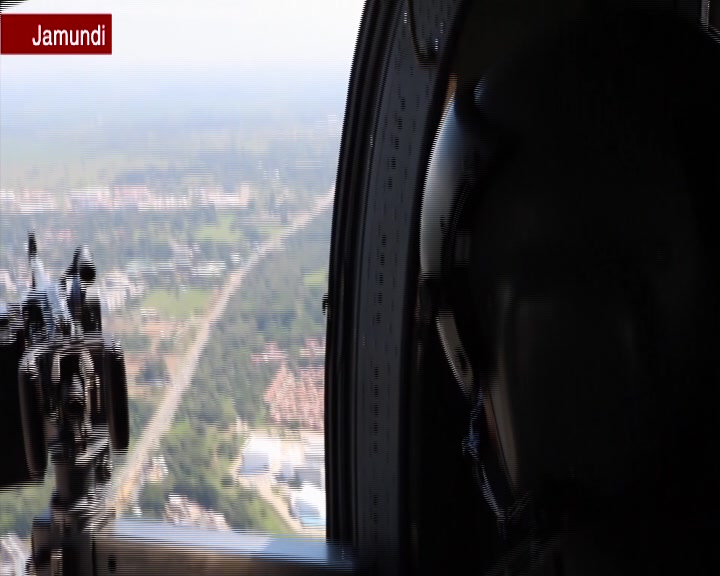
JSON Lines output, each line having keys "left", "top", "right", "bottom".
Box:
{"left": 110, "top": 189, "right": 335, "bottom": 511}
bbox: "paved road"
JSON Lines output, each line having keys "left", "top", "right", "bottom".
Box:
{"left": 110, "top": 189, "right": 335, "bottom": 510}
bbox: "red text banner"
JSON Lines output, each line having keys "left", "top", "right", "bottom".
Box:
{"left": 1, "top": 14, "right": 112, "bottom": 55}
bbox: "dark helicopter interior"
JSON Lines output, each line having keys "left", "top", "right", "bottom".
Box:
{"left": 330, "top": 0, "right": 720, "bottom": 575}
{"left": 0, "top": 0, "right": 719, "bottom": 575}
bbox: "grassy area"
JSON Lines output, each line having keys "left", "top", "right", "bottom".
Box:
{"left": 195, "top": 213, "right": 243, "bottom": 242}
{"left": 257, "top": 223, "right": 284, "bottom": 239}
{"left": 134, "top": 225, "right": 173, "bottom": 243}
{"left": 303, "top": 268, "right": 328, "bottom": 288}
{"left": 141, "top": 288, "right": 213, "bottom": 318}
{"left": 213, "top": 457, "right": 292, "bottom": 535}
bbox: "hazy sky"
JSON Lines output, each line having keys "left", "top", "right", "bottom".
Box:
{"left": 0, "top": 0, "right": 366, "bottom": 82}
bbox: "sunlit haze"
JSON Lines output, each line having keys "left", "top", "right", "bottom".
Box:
{"left": 0, "top": 0, "right": 365, "bottom": 83}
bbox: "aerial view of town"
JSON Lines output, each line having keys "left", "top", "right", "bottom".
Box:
{"left": 0, "top": 65, "right": 344, "bottom": 570}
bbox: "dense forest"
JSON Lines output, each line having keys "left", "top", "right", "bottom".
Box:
{"left": 189, "top": 213, "right": 331, "bottom": 425}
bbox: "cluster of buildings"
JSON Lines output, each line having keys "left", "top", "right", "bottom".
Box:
{"left": 253, "top": 339, "right": 326, "bottom": 430}
{"left": 248, "top": 337, "right": 327, "bottom": 528}
{"left": 127, "top": 254, "right": 230, "bottom": 281}
{"left": 0, "top": 265, "right": 146, "bottom": 310}
{"left": 0, "top": 185, "right": 257, "bottom": 213}
{"left": 191, "top": 261, "right": 227, "bottom": 278}
{"left": 289, "top": 484, "right": 326, "bottom": 529}
{"left": 198, "top": 185, "right": 253, "bottom": 208}
{"left": 251, "top": 342, "right": 289, "bottom": 364}
{"left": 99, "top": 270, "right": 147, "bottom": 312}
{"left": 0, "top": 246, "right": 228, "bottom": 313}
{"left": 264, "top": 366, "right": 324, "bottom": 430}
{"left": 252, "top": 338, "right": 326, "bottom": 366}
{"left": 164, "top": 495, "right": 230, "bottom": 531}
{"left": 0, "top": 190, "right": 58, "bottom": 212}
{"left": 298, "top": 337, "right": 326, "bottom": 361}
{"left": 239, "top": 436, "right": 326, "bottom": 529}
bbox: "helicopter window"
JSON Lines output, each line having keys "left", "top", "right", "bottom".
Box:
{"left": 0, "top": 0, "right": 363, "bottom": 561}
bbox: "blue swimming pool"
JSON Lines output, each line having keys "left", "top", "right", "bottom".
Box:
{"left": 300, "top": 516, "right": 326, "bottom": 529}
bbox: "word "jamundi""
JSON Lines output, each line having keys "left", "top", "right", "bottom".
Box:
{"left": 31, "top": 24, "right": 106, "bottom": 46}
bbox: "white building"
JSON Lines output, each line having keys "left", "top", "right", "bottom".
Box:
{"left": 304, "top": 446, "right": 325, "bottom": 468}
{"left": 191, "top": 262, "right": 226, "bottom": 278}
{"left": 295, "top": 466, "right": 325, "bottom": 490}
{"left": 240, "top": 437, "right": 282, "bottom": 474}
{"left": 278, "top": 446, "right": 304, "bottom": 481}
{"left": 240, "top": 452, "right": 270, "bottom": 474}
{"left": 289, "top": 484, "right": 326, "bottom": 526}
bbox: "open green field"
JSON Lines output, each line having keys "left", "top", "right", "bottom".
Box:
{"left": 141, "top": 288, "right": 214, "bottom": 318}
{"left": 303, "top": 268, "right": 328, "bottom": 288}
{"left": 133, "top": 224, "right": 174, "bottom": 243}
{"left": 196, "top": 214, "right": 243, "bottom": 242}
{"left": 257, "top": 223, "right": 285, "bottom": 239}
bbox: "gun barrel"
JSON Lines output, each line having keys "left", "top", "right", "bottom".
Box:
{"left": 28, "top": 232, "right": 50, "bottom": 289}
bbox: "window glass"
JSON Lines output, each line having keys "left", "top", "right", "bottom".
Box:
{"left": 0, "top": 0, "right": 363, "bottom": 559}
